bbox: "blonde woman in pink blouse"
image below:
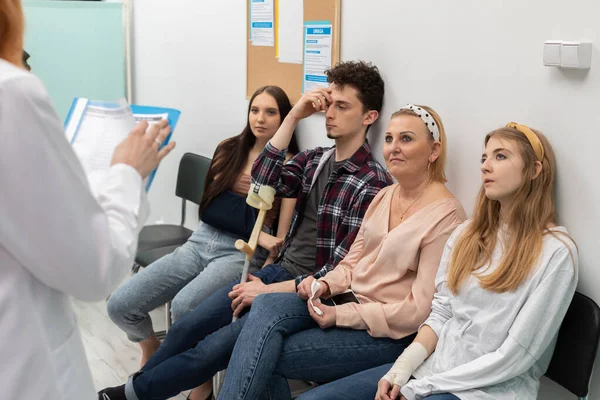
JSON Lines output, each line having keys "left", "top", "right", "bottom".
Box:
{"left": 217, "top": 105, "right": 466, "bottom": 400}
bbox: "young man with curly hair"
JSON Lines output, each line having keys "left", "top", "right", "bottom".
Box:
{"left": 99, "top": 60, "right": 392, "bottom": 400}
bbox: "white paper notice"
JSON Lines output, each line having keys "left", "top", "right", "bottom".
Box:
{"left": 71, "top": 101, "right": 135, "bottom": 176}
{"left": 278, "top": 0, "right": 303, "bottom": 64}
{"left": 303, "top": 22, "right": 333, "bottom": 91}
{"left": 250, "top": 0, "right": 274, "bottom": 47}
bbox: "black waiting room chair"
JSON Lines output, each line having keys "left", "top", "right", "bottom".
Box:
{"left": 545, "top": 291, "right": 600, "bottom": 400}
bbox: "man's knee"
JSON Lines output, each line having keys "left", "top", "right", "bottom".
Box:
{"left": 253, "top": 264, "right": 291, "bottom": 285}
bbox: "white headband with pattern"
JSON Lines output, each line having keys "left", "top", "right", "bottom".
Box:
{"left": 398, "top": 104, "right": 440, "bottom": 141}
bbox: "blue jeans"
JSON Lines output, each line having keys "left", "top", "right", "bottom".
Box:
{"left": 218, "top": 293, "right": 416, "bottom": 400}
{"left": 107, "top": 222, "right": 262, "bottom": 342}
{"left": 297, "top": 364, "right": 459, "bottom": 400}
{"left": 124, "top": 264, "right": 294, "bottom": 400}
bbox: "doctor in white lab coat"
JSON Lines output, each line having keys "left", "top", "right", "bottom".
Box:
{"left": 0, "top": 2, "right": 176, "bottom": 398}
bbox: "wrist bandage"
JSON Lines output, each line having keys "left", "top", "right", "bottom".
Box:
{"left": 382, "top": 342, "right": 428, "bottom": 387}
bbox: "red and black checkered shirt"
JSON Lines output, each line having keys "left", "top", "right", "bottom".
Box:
{"left": 251, "top": 141, "right": 392, "bottom": 287}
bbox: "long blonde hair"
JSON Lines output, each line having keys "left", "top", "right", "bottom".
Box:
{"left": 447, "top": 127, "right": 569, "bottom": 293}
{"left": 0, "top": 0, "right": 24, "bottom": 67}
{"left": 391, "top": 105, "right": 447, "bottom": 183}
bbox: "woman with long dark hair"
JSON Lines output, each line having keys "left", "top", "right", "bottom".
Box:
{"left": 107, "top": 85, "right": 299, "bottom": 370}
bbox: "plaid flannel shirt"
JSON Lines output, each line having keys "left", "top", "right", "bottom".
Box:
{"left": 251, "top": 140, "right": 392, "bottom": 288}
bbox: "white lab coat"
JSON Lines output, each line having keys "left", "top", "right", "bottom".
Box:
{"left": 0, "top": 60, "right": 149, "bottom": 399}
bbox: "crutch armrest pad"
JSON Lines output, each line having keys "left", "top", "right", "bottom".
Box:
{"left": 247, "top": 184, "right": 275, "bottom": 210}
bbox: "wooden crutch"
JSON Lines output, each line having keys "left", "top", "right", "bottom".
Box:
{"left": 212, "top": 185, "right": 275, "bottom": 397}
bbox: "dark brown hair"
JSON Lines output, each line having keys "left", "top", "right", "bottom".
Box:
{"left": 199, "top": 85, "right": 299, "bottom": 214}
{"left": 325, "top": 60, "right": 385, "bottom": 114}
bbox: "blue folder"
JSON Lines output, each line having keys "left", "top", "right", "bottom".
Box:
{"left": 64, "top": 98, "right": 181, "bottom": 191}
{"left": 131, "top": 104, "right": 181, "bottom": 191}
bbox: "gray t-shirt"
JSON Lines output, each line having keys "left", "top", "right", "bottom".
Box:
{"left": 280, "top": 156, "right": 345, "bottom": 276}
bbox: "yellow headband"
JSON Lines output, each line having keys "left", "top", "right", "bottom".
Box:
{"left": 505, "top": 122, "right": 544, "bottom": 162}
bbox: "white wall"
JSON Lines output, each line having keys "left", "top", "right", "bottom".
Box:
{"left": 131, "top": 0, "right": 249, "bottom": 226}
{"left": 132, "top": 1, "right": 600, "bottom": 398}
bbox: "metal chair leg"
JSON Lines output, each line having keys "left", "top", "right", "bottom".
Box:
{"left": 132, "top": 262, "right": 142, "bottom": 274}
{"left": 155, "top": 301, "right": 172, "bottom": 341}
{"left": 165, "top": 300, "right": 172, "bottom": 329}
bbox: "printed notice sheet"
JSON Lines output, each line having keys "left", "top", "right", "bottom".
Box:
{"left": 65, "top": 98, "right": 179, "bottom": 191}
{"left": 303, "top": 21, "right": 333, "bottom": 91}
{"left": 250, "top": 0, "right": 274, "bottom": 46}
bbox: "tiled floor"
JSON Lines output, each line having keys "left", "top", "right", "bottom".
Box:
{"left": 73, "top": 298, "right": 188, "bottom": 400}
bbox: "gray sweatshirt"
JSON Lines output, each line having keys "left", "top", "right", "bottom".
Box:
{"left": 402, "top": 221, "right": 578, "bottom": 400}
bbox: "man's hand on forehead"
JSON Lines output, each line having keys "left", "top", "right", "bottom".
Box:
{"left": 289, "top": 88, "right": 333, "bottom": 120}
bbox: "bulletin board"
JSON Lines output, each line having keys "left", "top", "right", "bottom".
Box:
{"left": 246, "top": 0, "right": 341, "bottom": 104}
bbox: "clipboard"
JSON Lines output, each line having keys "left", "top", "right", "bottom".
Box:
{"left": 64, "top": 98, "right": 180, "bottom": 191}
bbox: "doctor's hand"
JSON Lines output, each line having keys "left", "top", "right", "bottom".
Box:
{"left": 111, "top": 120, "right": 176, "bottom": 178}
